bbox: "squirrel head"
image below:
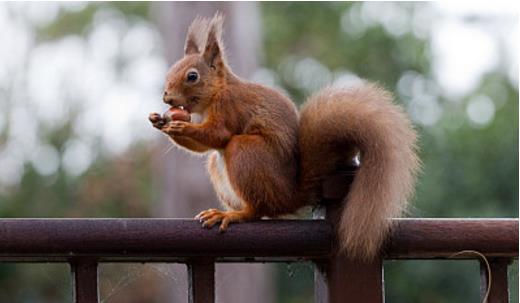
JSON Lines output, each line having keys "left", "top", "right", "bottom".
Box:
{"left": 163, "top": 13, "right": 229, "bottom": 114}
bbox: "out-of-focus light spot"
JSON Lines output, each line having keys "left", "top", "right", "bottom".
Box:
{"left": 62, "top": 139, "right": 93, "bottom": 177}
{"left": 25, "top": 3, "right": 59, "bottom": 27}
{"left": 0, "top": 3, "right": 6, "bottom": 21}
{"left": 60, "top": 2, "right": 88, "bottom": 13}
{"left": 279, "top": 56, "right": 298, "bottom": 85}
{"left": 340, "top": 4, "right": 367, "bottom": 39}
{"left": 360, "top": 2, "right": 410, "bottom": 37}
{"left": 28, "top": 42, "right": 60, "bottom": 107}
{"left": 0, "top": 145, "right": 25, "bottom": 188}
{"left": 434, "top": 1, "right": 519, "bottom": 18}
{"left": 397, "top": 71, "right": 424, "bottom": 99}
{"left": 92, "top": 8, "right": 127, "bottom": 30}
{"left": 82, "top": 60, "right": 117, "bottom": 107}
{"left": 466, "top": 95, "right": 495, "bottom": 127}
{"left": 74, "top": 107, "right": 102, "bottom": 139}
{"left": 432, "top": 20, "right": 498, "bottom": 99}
{"left": 411, "top": 4, "right": 433, "bottom": 39}
{"left": 0, "top": 7, "right": 33, "bottom": 83}
{"left": 251, "top": 68, "right": 278, "bottom": 87}
{"left": 0, "top": 112, "right": 5, "bottom": 134}
{"left": 506, "top": 25, "right": 518, "bottom": 87}
{"left": 280, "top": 56, "right": 332, "bottom": 94}
{"left": 409, "top": 95, "right": 442, "bottom": 126}
{"left": 100, "top": 83, "right": 139, "bottom": 155}
{"left": 124, "top": 56, "right": 168, "bottom": 92}
{"left": 293, "top": 57, "right": 331, "bottom": 93}
{"left": 121, "top": 22, "right": 157, "bottom": 60}
{"left": 88, "top": 19, "right": 121, "bottom": 64}
{"left": 27, "top": 36, "right": 89, "bottom": 128}
{"left": 332, "top": 71, "right": 363, "bottom": 88}
{"left": 31, "top": 144, "right": 60, "bottom": 176}
{"left": 397, "top": 72, "right": 440, "bottom": 114}
{"left": 9, "top": 106, "right": 38, "bottom": 156}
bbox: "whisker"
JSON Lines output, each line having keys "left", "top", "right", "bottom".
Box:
{"left": 161, "top": 144, "right": 176, "bottom": 157}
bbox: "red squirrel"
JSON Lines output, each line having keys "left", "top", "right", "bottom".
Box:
{"left": 149, "top": 14, "right": 419, "bottom": 260}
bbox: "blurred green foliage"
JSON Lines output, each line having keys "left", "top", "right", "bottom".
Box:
{"left": 0, "top": 2, "right": 517, "bottom": 303}
{"left": 36, "top": 2, "right": 149, "bottom": 41}
{"left": 0, "top": 264, "right": 70, "bottom": 303}
{"left": 263, "top": 2, "right": 429, "bottom": 102}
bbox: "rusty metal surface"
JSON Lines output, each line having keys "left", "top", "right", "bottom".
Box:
{"left": 0, "top": 219, "right": 332, "bottom": 261}
{"left": 480, "top": 258, "right": 511, "bottom": 303}
{"left": 71, "top": 259, "right": 99, "bottom": 303}
{"left": 314, "top": 257, "right": 384, "bottom": 303}
{"left": 0, "top": 218, "right": 517, "bottom": 261}
{"left": 314, "top": 200, "right": 384, "bottom": 303}
{"left": 387, "top": 218, "right": 518, "bottom": 259}
{"left": 188, "top": 259, "right": 215, "bottom": 303}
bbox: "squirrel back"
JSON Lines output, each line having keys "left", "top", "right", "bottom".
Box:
{"left": 299, "top": 84, "right": 420, "bottom": 260}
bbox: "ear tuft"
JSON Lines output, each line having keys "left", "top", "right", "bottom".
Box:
{"left": 184, "top": 16, "right": 210, "bottom": 55}
{"left": 203, "top": 12, "right": 227, "bottom": 69}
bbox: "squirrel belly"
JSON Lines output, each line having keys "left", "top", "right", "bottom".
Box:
{"left": 207, "top": 151, "right": 245, "bottom": 211}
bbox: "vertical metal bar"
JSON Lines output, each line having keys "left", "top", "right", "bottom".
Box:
{"left": 480, "top": 258, "right": 510, "bottom": 303}
{"left": 314, "top": 200, "right": 384, "bottom": 303}
{"left": 315, "top": 256, "right": 384, "bottom": 303}
{"left": 188, "top": 259, "right": 215, "bottom": 303}
{"left": 71, "top": 259, "right": 99, "bottom": 303}
{"left": 314, "top": 169, "right": 384, "bottom": 303}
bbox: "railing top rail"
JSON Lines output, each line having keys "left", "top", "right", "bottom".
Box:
{"left": 0, "top": 218, "right": 517, "bottom": 262}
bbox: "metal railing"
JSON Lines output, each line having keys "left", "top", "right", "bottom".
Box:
{"left": 0, "top": 218, "right": 517, "bottom": 302}
{"left": 0, "top": 174, "right": 517, "bottom": 302}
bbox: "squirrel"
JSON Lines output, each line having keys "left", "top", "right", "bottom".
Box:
{"left": 149, "top": 13, "right": 420, "bottom": 260}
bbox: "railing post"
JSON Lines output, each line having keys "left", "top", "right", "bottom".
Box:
{"left": 480, "top": 258, "right": 511, "bottom": 303}
{"left": 71, "top": 258, "right": 99, "bottom": 303}
{"left": 188, "top": 258, "right": 215, "bottom": 303}
{"left": 314, "top": 170, "right": 384, "bottom": 303}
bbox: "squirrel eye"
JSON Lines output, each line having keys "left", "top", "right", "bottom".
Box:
{"left": 186, "top": 71, "right": 198, "bottom": 83}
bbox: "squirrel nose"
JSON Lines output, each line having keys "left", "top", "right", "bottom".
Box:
{"left": 163, "top": 92, "right": 176, "bottom": 105}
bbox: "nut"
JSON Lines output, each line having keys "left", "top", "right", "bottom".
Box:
{"left": 163, "top": 107, "right": 191, "bottom": 122}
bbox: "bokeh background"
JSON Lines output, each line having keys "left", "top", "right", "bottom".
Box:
{"left": 0, "top": 2, "right": 518, "bottom": 303}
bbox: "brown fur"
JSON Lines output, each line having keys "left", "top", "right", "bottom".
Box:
{"left": 299, "top": 85, "right": 420, "bottom": 259}
{"left": 152, "top": 14, "right": 420, "bottom": 260}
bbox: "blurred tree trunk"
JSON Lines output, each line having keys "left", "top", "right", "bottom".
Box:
{"left": 151, "top": 2, "right": 274, "bottom": 303}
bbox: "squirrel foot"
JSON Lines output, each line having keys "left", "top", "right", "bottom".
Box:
{"left": 195, "top": 208, "right": 251, "bottom": 232}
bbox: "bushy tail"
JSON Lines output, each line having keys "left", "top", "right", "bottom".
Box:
{"left": 299, "top": 83, "right": 420, "bottom": 260}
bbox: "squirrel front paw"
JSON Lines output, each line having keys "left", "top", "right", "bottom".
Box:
{"left": 162, "top": 121, "right": 191, "bottom": 136}
{"left": 149, "top": 112, "right": 166, "bottom": 129}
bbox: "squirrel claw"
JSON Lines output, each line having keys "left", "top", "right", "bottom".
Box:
{"left": 195, "top": 208, "right": 218, "bottom": 221}
{"left": 195, "top": 209, "right": 236, "bottom": 232}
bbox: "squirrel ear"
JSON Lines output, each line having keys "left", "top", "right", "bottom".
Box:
{"left": 184, "top": 37, "right": 199, "bottom": 55}
{"left": 184, "top": 16, "right": 209, "bottom": 55}
{"left": 203, "top": 13, "right": 226, "bottom": 69}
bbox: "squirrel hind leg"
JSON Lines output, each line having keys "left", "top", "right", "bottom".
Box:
{"left": 223, "top": 135, "right": 299, "bottom": 217}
